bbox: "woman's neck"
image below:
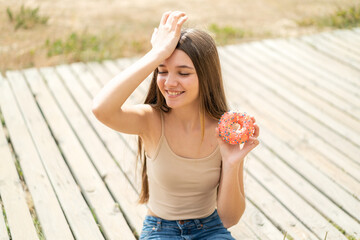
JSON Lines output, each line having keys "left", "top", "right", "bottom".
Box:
{"left": 168, "top": 104, "right": 203, "bottom": 132}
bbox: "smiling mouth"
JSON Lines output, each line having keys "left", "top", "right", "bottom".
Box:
{"left": 166, "top": 90, "right": 185, "bottom": 96}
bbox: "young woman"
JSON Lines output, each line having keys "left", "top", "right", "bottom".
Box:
{"left": 92, "top": 10, "right": 259, "bottom": 240}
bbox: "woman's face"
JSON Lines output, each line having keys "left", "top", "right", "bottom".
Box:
{"left": 157, "top": 49, "right": 199, "bottom": 110}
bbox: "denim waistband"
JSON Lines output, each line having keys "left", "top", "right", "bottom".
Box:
{"left": 144, "top": 209, "right": 219, "bottom": 230}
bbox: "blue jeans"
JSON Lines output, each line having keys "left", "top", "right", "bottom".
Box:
{"left": 139, "top": 210, "right": 235, "bottom": 240}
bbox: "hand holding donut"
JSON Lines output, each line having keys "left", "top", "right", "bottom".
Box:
{"left": 151, "top": 11, "right": 188, "bottom": 59}
{"left": 216, "top": 111, "right": 260, "bottom": 166}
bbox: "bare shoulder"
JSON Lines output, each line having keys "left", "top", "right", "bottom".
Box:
{"left": 93, "top": 103, "right": 160, "bottom": 137}
{"left": 135, "top": 105, "right": 163, "bottom": 156}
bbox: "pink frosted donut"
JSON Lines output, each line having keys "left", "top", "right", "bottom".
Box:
{"left": 218, "top": 111, "right": 255, "bottom": 144}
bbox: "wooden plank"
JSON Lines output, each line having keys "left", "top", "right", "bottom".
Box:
{"left": 248, "top": 157, "right": 347, "bottom": 239}
{"left": 250, "top": 138, "right": 360, "bottom": 239}
{"left": 219, "top": 51, "right": 360, "bottom": 221}
{"left": 0, "top": 77, "right": 38, "bottom": 240}
{"left": 301, "top": 35, "right": 360, "bottom": 70}
{"left": 223, "top": 58, "right": 360, "bottom": 185}
{"left": 231, "top": 201, "right": 285, "bottom": 240}
{"left": 352, "top": 27, "right": 360, "bottom": 35}
{"left": 320, "top": 32, "right": 360, "bottom": 57}
{"left": 314, "top": 32, "right": 360, "bottom": 61}
{"left": 64, "top": 63, "right": 137, "bottom": 184}
{"left": 0, "top": 196, "right": 9, "bottom": 240}
{"left": 234, "top": 42, "right": 360, "bottom": 147}
{"left": 261, "top": 39, "right": 360, "bottom": 113}
{"left": 103, "top": 59, "right": 148, "bottom": 103}
{"left": 241, "top": 40, "right": 360, "bottom": 131}
{"left": 222, "top": 78, "right": 360, "bottom": 237}
{"left": 245, "top": 174, "right": 318, "bottom": 240}
{"left": 288, "top": 38, "right": 360, "bottom": 89}
{"left": 24, "top": 68, "right": 135, "bottom": 240}
{"left": 225, "top": 68, "right": 360, "bottom": 186}
{"left": 220, "top": 46, "right": 360, "bottom": 163}
{"left": 115, "top": 58, "right": 150, "bottom": 102}
{"left": 227, "top": 43, "right": 360, "bottom": 188}
{"left": 1, "top": 73, "right": 75, "bottom": 240}
{"left": 53, "top": 64, "right": 147, "bottom": 235}
{"left": 70, "top": 63, "right": 139, "bottom": 182}
{"left": 6, "top": 71, "right": 104, "bottom": 240}
{"left": 331, "top": 29, "right": 360, "bottom": 48}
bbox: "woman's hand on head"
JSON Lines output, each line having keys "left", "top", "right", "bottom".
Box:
{"left": 150, "top": 11, "right": 188, "bottom": 59}
{"left": 216, "top": 116, "right": 260, "bottom": 167}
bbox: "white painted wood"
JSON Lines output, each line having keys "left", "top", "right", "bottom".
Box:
{"left": 239, "top": 41, "right": 360, "bottom": 134}
{"left": 252, "top": 138, "right": 360, "bottom": 238}
{"left": 225, "top": 44, "right": 360, "bottom": 193}
{"left": 69, "top": 62, "right": 137, "bottom": 183}
{"left": 301, "top": 35, "right": 360, "bottom": 70}
{"left": 102, "top": 59, "right": 148, "bottom": 103}
{"left": 221, "top": 64, "right": 360, "bottom": 237}
{"left": 1, "top": 73, "right": 74, "bottom": 240}
{"left": 231, "top": 201, "right": 284, "bottom": 240}
{"left": 0, "top": 199, "right": 9, "bottom": 240}
{"left": 331, "top": 29, "right": 360, "bottom": 48}
{"left": 288, "top": 38, "right": 360, "bottom": 89}
{"left": 248, "top": 158, "right": 347, "bottom": 240}
{"left": 246, "top": 174, "right": 318, "bottom": 240}
{"left": 0, "top": 77, "right": 37, "bottom": 240}
{"left": 219, "top": 51, "right": 360, "bottom": 220}
{"left": 25, "top": 68, "right": 136, "bottom": 240}
{"left": 219, "top": 46, "right": 360, "bottom": 163}
{"left": 315, "top": 33, "right": 360, "bottom": 61}
{"left": 320, "top": 32, "right": 360, "bottom": 56}
{"left": 261, "top": 39, "right": 360, "bottom": 112}
{"left": 53, "top": 64, "right": 147, "bottom": 235}
{"left": 235, "top": 42, "right": 360, "bottom": 147}
{"left": 6, "top": 70, "right": 104, "bottom": 240}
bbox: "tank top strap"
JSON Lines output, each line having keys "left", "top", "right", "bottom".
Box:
{"left": 160, "top": 110, "right": 165, "bottom": 137}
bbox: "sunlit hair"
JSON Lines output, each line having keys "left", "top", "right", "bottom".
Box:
{"left": 137, "top": 28, "right": 229, "bottom": 204}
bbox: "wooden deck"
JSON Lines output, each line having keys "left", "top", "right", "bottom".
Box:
{"left": 0, "top": 28, "right": 359, "bottom": 240}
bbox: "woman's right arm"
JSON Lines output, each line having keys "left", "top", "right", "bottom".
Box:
{"left": 92, "top": 11, "right": 187, "bottom": 136}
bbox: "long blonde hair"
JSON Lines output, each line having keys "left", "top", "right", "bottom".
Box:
{"left": 137, "top": 28, "right": 229, "bottom": 204}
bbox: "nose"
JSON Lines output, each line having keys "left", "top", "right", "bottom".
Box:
{"left": 164, "top": 73, "right": 178, "bottom": 88}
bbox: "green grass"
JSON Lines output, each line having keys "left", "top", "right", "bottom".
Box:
{"left": 298, "top": 4, "right": 360, "bottom": 29}
{"left": 6, "top": 4, "right": 49, "bottom": 30}
{"left": 45, "top": 32, "right": 105, "bottom": 60}
{"left": 0, "top": 196, "right": 11, "bottom": 239}
{"left": 208, "top": 23, "right": 251, "bottom": 45}
{"left": 0, "top": 111, "right": 5, "bottom": 127}
{"left": 44, "top": 31, "right": 147, "bottom": 62}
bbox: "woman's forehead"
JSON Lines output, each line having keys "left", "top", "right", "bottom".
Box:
{"left": 160, "top": 49, "right": 194, "bottom": 68}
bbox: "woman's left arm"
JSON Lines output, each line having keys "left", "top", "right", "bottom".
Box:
{"left": 216, "top": 117, "right": 260, "bottom": 228}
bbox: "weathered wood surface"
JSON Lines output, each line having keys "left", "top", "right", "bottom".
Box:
{"left": 0, "top": 28, "right": 359, "bottom": 240}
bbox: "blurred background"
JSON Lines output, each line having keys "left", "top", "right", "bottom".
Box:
{"left": 1, "top": 0, "right": 359, "bottom": 74}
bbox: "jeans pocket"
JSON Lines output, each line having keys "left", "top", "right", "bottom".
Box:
{"left": 202, "top": 215, "right": 224, "bottom": 230}
{"left": 140, "top": 223, "right": 157, "bottom": 239}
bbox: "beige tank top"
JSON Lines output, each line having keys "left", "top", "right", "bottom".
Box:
{"left": 146, "top": 111, "right": 222, "bottom": 220}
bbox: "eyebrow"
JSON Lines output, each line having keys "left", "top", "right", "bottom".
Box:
{"left": 158, "top": 64, "right": 194, "bottom": 70}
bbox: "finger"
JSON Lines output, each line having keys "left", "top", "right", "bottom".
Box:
{"left": 160, "top": 11, "right": 172, "bottom": 26}
{"left": 175, "top": 15, "right": 188, "bottom": 33}
{"left": 253, "top": 124, "right": 259, "bottom": 138}
{"left": 246, "top": 136, "right": 259, "bottom": 147}
{"left": 250, "top": 116, "right": 256, "bottom": 123}
{"left": 170, "top": 12, "right": 186, "bottom": 30}
{"left": 215, "top": 127, "right": 226, "bottom": 144}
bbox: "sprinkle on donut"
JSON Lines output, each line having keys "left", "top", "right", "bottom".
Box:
{"left": 218, "top": 111, "right": 255, "bottom": 144}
